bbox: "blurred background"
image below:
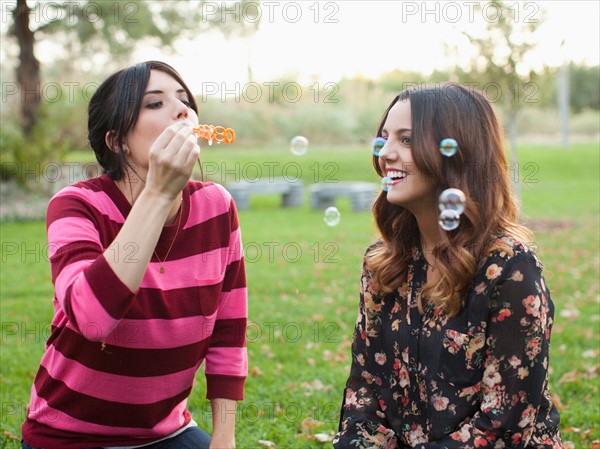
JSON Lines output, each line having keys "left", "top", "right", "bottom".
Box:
{"left": 1, "top": 0, "right": 598, "bottom": 192}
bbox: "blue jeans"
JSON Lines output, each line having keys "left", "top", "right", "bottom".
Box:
{"left": 21, "top": 426, "right": 211, "bottom": 449}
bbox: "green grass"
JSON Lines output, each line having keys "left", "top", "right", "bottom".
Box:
{"left": 2, "top": 143, "right": 599, "bottom": 448}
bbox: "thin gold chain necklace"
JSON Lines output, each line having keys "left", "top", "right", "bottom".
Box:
{"left": 154, "top": 208, "right": 183, "bottom": 274}
{"left": 117, "top": 178, "right": 183, "bottom": 274}
{"left": 154, "top": 209, "right": 182, "bottom": 273}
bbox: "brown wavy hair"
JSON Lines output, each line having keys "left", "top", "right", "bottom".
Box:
{"left": 367, "top": 83, "right": 533, "bottom": 316}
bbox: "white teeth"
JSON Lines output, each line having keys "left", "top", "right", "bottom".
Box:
{"left": 387, "top": 170, "right": 407, "bottom": 179}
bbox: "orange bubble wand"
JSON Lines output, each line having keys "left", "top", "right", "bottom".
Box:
{"left": 192, "top": 125, "right": 235, "bottom": 145}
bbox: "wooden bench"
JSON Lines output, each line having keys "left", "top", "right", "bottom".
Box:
{"left": 225, "top": 177, "right": 304, "bottom": 211}
{"left": 309, "top": 182, "right": 379, "bottom": 212}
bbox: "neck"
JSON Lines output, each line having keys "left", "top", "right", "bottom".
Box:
{"left": 116, "top": 177, "right": 145, "bottom": 205}
{"left": 414, "top": 209, "right": 443, "bottom": 259}
{"left": 116, "top": 175, "right": 182, "bottom": 225}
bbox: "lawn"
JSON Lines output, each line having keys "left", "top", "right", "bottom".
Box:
{"left": 1, "top": 143, "right": 598, "bottom": 448}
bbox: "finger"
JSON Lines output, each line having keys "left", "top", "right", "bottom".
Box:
{"left": 150, "top": 121, "right": 189, "bottom": 154}
{"left": 153, "top": 125, "right": 194, "bottom": 163}
{"left": 184, "top": 143, "right": 201, "bottom": 168}
{"left": 179, "top": 143, "right": 201, "bottom": 180}
{"left": 167, "top": 132, "right": 196, "bottom": 169}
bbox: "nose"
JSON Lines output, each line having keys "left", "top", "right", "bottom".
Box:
{"left": 378, "top": 140, "right": 396, "bottom": 162}
{"left": 175, "top": 99, "right": 189, "bottom": 120}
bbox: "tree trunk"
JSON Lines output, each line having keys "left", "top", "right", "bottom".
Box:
{"left": 12, "top": 0, "right": 40, "bottom": 137}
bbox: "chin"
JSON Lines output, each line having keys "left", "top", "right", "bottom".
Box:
{"left": 384, "top": 192, "right": 408, "bottom": 207}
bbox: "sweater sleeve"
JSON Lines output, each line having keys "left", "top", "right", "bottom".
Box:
{"left": 417, "top": 251, "right": 558, "bottom": 449}
{"left": 205, "top": 193, "right": 248, "bottom": 401}
{"left": 46, "top": 187, "right": 135, "bottom": 342}
{"left": 334, "top": 253, "right": 400, "bottom": 449}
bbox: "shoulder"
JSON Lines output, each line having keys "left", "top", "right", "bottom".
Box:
{"left": 186, "top": 181, "right": 240, "bottom": 229}
{"left": 361, "top": 239, "right": 419, "bottom": 280}
{"left": 480, "top": 234, "right": 543, "bottom": 278}
{"left": 46, "top": 175, "right": 123, "bottom": 229}
{"left": 187, "top": 180, "right": 233, "bottom": 208}
{"left": 188, "top": 180, "right": 232, "bottom": 199}
{"left": 471, "top": 234, "right": 548, "bottom": 304}
{"left": 50, "top": 175, "right": 109, "bottom": 201}
{"left": 364, "top": 239, "right": 383, "bottom": 258}
{"left": 47, "top": 175, "right": 116, "bottom": 214}
{"left": 363, "top": 239, "right": 420, "bottom": 264}
{"left": 363, "top": 239, "right": 385, "bottom": 270}
{"left": 473, "top": 235, "right": 553, "bottom": 328}
{"left": 47, "top": 175, "right": 129, "bottom": 227}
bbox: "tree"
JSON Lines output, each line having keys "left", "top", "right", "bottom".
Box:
{"left": 11, "top": 0, "right": 39, "bottom": 137}
{"left": 458, "top": 0, "right": 544, "bottom": 200}
{"left": 7, "top": 0, "right": 260, "bottom": 138}
{"left": 569, "top": 63, "right": 600, "bottom": 113}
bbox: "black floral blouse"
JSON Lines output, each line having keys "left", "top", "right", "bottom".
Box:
{"left": 334, "top": 236, "right": 562, "bottom": 449}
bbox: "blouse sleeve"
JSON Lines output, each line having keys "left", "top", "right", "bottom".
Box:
{"left": 418, "top": 250, "right": 556, "bottom": 449}
{"left": 334, "top": 254, "right": 401, "bottom": 449}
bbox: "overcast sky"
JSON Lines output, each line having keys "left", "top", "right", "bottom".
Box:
{"left": 133, "top": 1, "right": 599, "bottom": 93}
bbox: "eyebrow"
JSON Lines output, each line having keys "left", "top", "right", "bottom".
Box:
{"left": 144, "top": 88, "right": 187, "bottom": 96}
{"left": 382, "top": 127, "right": 411, "bottom": 135}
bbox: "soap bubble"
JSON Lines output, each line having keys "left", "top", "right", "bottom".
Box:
{"left": 439, "top": 188, "right": 466, "bottom": 215}
{"left": 439, "top": 138, "right": 458, "bottom": 157}
{"left": 438, "top": 209, "right": 460, "bottom": 231}
{"left": 323, "top": 206, "right": 341, "bottom": 227}
{"left": 380, "top": 176, "right": 393, "bottom": 192}
{"left": 372, "top": 137, "right": 386, "bottom": 157}
{"left": 290, "top": 136, "right": 309, "bottom": 156}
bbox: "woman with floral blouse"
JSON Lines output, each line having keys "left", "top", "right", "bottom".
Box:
{"left": 334, "top": 84, "right": 562, "bottom": 449}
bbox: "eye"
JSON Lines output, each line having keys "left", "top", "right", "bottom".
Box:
{"left": 145, "top": 101, "right": 162, "bottom": 109}
{"left": 180, "top": 98, "right": 192, "bottom": 107}
{"left": 400, "top": 136, "right": 411, "bottom": 145}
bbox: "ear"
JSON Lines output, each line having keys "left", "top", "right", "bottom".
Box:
{"left": 105, "top": 130, "right": 121, "bottom": 154}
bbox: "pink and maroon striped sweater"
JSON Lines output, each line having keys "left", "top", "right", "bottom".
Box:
{"left": 22, "top": 175, "right": 247, "bottom": 448}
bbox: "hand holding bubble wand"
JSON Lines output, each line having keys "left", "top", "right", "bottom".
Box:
{"left": 192, "top": 125, "right": 235, "bottom": 145}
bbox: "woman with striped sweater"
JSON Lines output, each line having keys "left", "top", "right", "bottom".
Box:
{"left": 21, "top": 61, "right": 247, "bottom": 449}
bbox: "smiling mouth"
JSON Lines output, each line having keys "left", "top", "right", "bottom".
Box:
{"left": 386, "top": 170, "right": 408, "bottom": 183}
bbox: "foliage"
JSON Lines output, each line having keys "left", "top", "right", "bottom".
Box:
{"left": 458, "top": 1, "right": 543, "bottom": 109}
{"left": 569, "top": 108, "right": 600, "bottom": 135}
{"left": 569, "top": 63, "right": 600, "bottom": 113}
{"left": 518, "top": 64, "right": 600, "bottom": 113}
{"left": 3, "top": 0, "right": 260, "bottom": 178}
{"left": 196, "top": 77, "right": 384, "bottom": 147}
{"left": 8, "top": 1, "right": 258, "bottom": 72}
{"left": 0, "top": 86, "right": 89, "bottom": 186}
{"left": 195, "top": 77, "right": 599, "bottom": 150}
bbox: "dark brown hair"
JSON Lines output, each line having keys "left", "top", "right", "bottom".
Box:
{"left": 88, "top": 61, "right": 199, "bottom": 180}
{"left": 367, "top": 83, "right": 533, "bottom": 316}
